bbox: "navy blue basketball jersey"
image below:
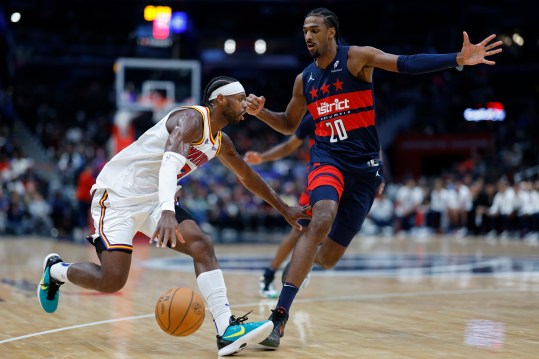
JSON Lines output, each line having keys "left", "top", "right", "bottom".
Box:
{"left": 295, "top": 112, "right": 315, "bottom": 141}
{"left": 302, "top": 45, "right": 380, "bottom": 172}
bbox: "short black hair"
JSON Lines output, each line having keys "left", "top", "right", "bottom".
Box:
{"left": 305, "top": 7, "right": 345, "bottom": 45}
{"left": 202, "top": 76, "right": 240, "bottom": 107}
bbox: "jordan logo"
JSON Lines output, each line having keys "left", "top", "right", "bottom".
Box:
{"left": 376, "top": 169, "right": 381, "bottom": 177}
{"left": 308, "top": 73, "right": 315, "bottom": 82}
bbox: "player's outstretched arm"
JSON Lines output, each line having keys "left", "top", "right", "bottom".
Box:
{"left": 361, "top": 32, "right": 503, "bottom": 76}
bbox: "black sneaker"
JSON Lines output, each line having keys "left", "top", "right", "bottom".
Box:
{"left": 216, "top": 311, "right": 273, "bottom": 356}
{"left": 37, "top": 253, "right": 65, "bottom": 313}
{"left": 259, "top": 307, "right": 289, "bottom": 348}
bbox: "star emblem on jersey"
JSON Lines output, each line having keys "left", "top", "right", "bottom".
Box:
{"left": 309, "top": 79, "right": 344, "bottom": 100}
{"left": 320, "top": 82, "right": 330, "bottom": 95}
{"left": 309, "top": 86, "right": 318, "bottom": 99}
{"left": 333, "top": 78, "right": 344, "bottom": 91}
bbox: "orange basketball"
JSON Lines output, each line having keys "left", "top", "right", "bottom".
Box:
{"left": 155, "top": 287, "right": 205, "bottom": 336}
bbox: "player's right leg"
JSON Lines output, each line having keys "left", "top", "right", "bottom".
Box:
{"left": 38, "top": 189, "right": 136, "bottom": 313}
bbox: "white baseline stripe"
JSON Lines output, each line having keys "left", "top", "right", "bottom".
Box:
{"left": 1, "top": 287, "right": 536, "bottom": 344}
{"left": 0, "top": 314, "right": 152, "bottom": 344}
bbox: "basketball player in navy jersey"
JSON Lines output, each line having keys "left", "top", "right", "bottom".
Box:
{"left": 246, "top": 7, "right": 503, "bottom": 347}
{"left": 37, "top": 76, "right": 309, "bottom": 356}
{"left": 246, "top": 113, "right": 385, "bottom": 299}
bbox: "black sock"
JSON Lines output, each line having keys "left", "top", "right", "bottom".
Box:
{"left": 263, "top": 267, "right": 275, "bottom": 281}
{"left": 276, "top": 282, "right": 299, "bottom": 312}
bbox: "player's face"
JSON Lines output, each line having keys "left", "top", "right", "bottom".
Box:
{"left": 223, "top": 93, "right": 247, "bottom": 125}
{"left": 303, "top": 16, "right": 331, "bottom": 58}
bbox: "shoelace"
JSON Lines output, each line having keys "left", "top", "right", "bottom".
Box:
{"left": 46, "top": 278, "right": 61, "bottom": 300}
{"left": 271, "top": 307, "right": 287, "bottom": 320}
{"left": 229, "top": 310, "right": 253, "bottom": 326}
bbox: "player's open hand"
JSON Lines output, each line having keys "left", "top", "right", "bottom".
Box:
{"left": 244, "top": 151, "right": 263, "bottom": 165}
{"left": 459, "top": 31, "right": 503, "bottom": 66}
{"left": 151, "top": 210, "right": 185, "bottom": 248}
{"left": 245, "top": 94, "right": 266, "bottom": 116}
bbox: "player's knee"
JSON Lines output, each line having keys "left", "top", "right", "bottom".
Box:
{"left": 187, "top": 233, "right": 214, "bottom": 259}
{"left": 315, "top": 244, "right": 341, "bottom": 269}
{"left": 315, "top": 252, "right": 338, "bottom": 269}
{"left": 309, "top": 212, "right": 334, "bottom": 237}
{"left": 99, "top": 270, "right": 128, "bottom": 293}
{"left": 318, "top": 257, "right": 339, "bottom": 269}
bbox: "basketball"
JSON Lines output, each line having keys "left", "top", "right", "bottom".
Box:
{"left": 155, "top": 287, "right": 205, "bottom": 336}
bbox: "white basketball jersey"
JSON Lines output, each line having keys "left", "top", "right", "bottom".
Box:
{"left": 93, "top": 105, "right": 222, "bottom": 207}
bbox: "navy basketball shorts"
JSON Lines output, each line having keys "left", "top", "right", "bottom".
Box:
{"left": 307, "top": 163, "right": 383, "bottom": 247}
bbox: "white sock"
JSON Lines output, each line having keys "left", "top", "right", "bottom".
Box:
{"left": 197, "top": 269, "right": 232, "bottom": 336}
{"left": 50, "top": 262, "right": 71, "bottom": 283}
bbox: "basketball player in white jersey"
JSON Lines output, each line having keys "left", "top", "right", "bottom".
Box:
{"left": 37, "top": 76, "right": 310, "bottom": 356}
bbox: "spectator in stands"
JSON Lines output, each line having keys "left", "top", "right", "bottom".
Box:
{"left": 445, "top": 176, "right": 471, "bottom": 235}
{"left": 368, "top": 189, "right": 394, "bottom": 236}
{"left": 394, "top": 177, "right": 424, "bottom": 235}
{"left": 426, "top": 178, "right": 449, "bottom": 234}
{"left": 27, "top": 190, "right": 53, "bottom": 235}
{"left": 488, "top": 178, "right": 516, "bottom": 238}
{"left": 6, "top": 190, "right": 29, "bottom": 235}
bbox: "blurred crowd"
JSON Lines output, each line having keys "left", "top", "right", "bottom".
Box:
{"left": 367, "top": 175, "right": 539, "bottom": 241}
{"left": 2, "top": 120, "right": 538, "bottom": 243}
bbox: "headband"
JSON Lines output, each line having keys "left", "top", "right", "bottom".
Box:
{"left": 208, "top": 81, "right": 245, "bottom": 101}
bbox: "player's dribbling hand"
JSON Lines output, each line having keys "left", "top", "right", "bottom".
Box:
{"left": 151, "top": 211, "right": 185, "bottom": 248}
{"left": 284, "top": 205, "right": 312, "bottom": 231}
{"left": 245, "top": 94, "right": 266, "bottom": 115}
{"left": 244, "top": 151, "right": 263, "bottom": 165}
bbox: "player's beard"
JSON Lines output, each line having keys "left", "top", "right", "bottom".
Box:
{"left": 223, "top": 108, "right": 242, "bottom": 125}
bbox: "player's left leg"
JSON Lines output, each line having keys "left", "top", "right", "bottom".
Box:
{"left": 316, "top": 165, "right": 383, "bottom": 268}
{"left": 145, "top": 204, "right": 273, "bottom": 356}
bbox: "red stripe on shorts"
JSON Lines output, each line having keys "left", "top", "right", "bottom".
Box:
{"left": 307, "top": 165, "right": 344, "bottom": 200}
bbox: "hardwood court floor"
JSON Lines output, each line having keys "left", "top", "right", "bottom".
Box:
{"left": 1, "top": 234, "right": 539, "bottom": 358}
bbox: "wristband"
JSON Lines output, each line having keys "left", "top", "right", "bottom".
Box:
{"left": 159, "top": 152, "right": 187, "bottom": 212}
{"left": 397, "top": 53, "right": 458, "bottom": 74}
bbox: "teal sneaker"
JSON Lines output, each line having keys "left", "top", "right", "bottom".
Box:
{"left": 37, "top": 253, "right": 65, "bottom": 313}
{"left": 216, "top": 312, "right": 274, "bottom": 356}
